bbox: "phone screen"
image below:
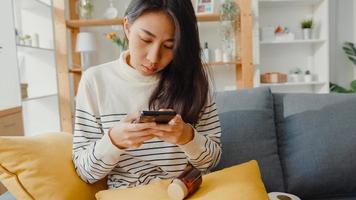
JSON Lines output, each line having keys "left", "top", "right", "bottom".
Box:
{"left": 137, "top": 110, "right": 176, "bottom": 124}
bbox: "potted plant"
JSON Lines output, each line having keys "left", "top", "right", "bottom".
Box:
{"left": 78, "top": 0, "right": 94, "bottom": 19}
{"left": 23, "top": 34, "right": 32, "bottom": 46}
{"left": 330, "top": 42, "right": 356, "bottom": 93}
{"left": 304, "top": 70, "right": 313, "bottom": 82}
{"left": 301, "top": 19, "right": 313, "bottom": 40}
{"left": 219, "top": 0, "right": 240, "bottom": 61}
{"left": 289, "top": 68, "right": 303, "bottom": 82}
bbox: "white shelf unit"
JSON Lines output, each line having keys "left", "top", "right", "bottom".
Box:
{"left": 256, "top": 0, "right": 329, "bottom": 93}
{"left": 260, "top": 39, "right": 326, "bottom": 45}
{"left": 13, "top": 0, "right": 61, "bottom": 136}
{"left": 261, "top": 81, "right": 325, "bottom": 86}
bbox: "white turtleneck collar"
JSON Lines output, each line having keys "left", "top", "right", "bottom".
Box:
{"left": 118, "top": 51, "right": 160, "bottom": 83}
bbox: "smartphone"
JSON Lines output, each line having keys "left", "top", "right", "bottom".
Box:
{"left": 136, "top": 110, "right": 177, "bottom": 124}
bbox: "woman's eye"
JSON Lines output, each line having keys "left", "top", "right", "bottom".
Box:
{"left": 164, "top": 45, "right": 174, "bottom": 49}
{"left": 140, "top": 38, "right": 151, "bottom": 43}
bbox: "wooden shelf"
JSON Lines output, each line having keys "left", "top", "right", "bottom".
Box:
{"left": 69, "top": 68, "right": 82, "bottom": 74}
{"left": 66, "top": 18, "right": 124, "bottom": 28}
{"left": 0, "top": 107, "right": 22, "bottom": 118}
{"left": 208, "top": 60, "right": 241, "bottom": 65}
{"left": 196, "top": 14, "right": 220, "bottom": 22}
{"left": 66, "top": 14, "right": 220, "bottom": 29}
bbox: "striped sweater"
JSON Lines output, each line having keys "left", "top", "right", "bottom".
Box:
{"left": 72, "top": 51, "right": 222, "bottom": 189}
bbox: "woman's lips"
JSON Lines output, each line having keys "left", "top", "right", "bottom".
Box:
{"left": 141, "top": 64, "right": 157, "bottom": 73}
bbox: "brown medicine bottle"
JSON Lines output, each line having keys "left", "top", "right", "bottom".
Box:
{"left": 167, "top": 164, "right": 202, "bottom": 200}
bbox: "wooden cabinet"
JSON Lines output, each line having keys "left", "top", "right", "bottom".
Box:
{"left": 0, "top": 107, "right": 24, "bottom": 136}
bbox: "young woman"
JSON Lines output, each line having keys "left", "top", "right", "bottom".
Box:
{"left": 72, "top": 0, "right": 221, "bottom": 189}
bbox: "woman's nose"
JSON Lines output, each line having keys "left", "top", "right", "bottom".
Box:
{"left": 146, "top": 44, "right": 161, "bottom": 65}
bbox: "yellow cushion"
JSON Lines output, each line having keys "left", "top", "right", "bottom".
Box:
{"left": 96, "top": 160, "right": 268, "bottom": 200}
{"left": 0, "top": 132, "right": 106, "bottom": 200}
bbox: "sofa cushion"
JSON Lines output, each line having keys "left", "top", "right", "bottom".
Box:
{"left": 274, "top": 93, "right": 356, "bottom": 199}
{"left": 214, "top": 87, "right": 284, "bottom": 192}
{"left": 0, "top": 132, "right": 106, "bottom": 200}
{"left": 96, "top": 160, "right": 268, "bottom": 200}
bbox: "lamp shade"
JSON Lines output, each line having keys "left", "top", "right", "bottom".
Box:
{"left": 76, "top": 32, "right": 97, "bottom": 52}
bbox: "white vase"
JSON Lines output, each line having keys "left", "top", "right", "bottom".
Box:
{"left": 31, "top": 33, "right": 39, "bottom": 47}
{"left": 214, "top": 48, "right": 222, "bottom": 62}
{"left": 302, "top": 28, "right": 312, "bottom": 40}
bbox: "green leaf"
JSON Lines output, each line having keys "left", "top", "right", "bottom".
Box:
{"left": 330, "top": 82, "right": 353, "bottom": 93}
{"left": 346, "top": 43, "right": 356, "bottom": 54}
{"left": 343, "top": 48, "right": 354, "bottom": 55}
{"left": 349, "top": 58, "right": 356, "bottom": 65}
{"left": 351, "top": 80, "right": 356, "bottom": 91}
{"left": 343, "top": 42, "right": 356, "bottom": 66}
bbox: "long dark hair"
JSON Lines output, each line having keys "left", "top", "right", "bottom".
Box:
{"left": 125, "top": 0, "right": 209, "bottom": 125}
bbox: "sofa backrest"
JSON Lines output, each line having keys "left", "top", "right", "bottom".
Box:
{"left": 214, "top": 87, "right": 356, "bottom": 199}
{"left": 214, "top": 87, "right": 284, "bottom": 192}
{"left": 273, "top": 93, "right": 356, "bottom": 199}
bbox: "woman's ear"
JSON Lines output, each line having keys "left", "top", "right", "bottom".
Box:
{"left": 123, "top": 17, "right": 130, "bottom": 40}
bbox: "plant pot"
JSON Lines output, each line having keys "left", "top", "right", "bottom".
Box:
{"left": 24, "top": 39, "right": 32, "bottom": 46}
{"left": 304, "top": 74, "right": 313, "bottom": 82}
{"left": 302, "top": 28, "right": 312, "bottom": 40}
{"left": 289, "top": 74, "right": 304, "bottom": 82}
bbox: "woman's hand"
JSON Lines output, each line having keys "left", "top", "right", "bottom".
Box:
{"left": 151, "top": 114, "right": 194, "bottom": 145}
{"left": 108, "top": 114, "right": 157, "bottom": 149}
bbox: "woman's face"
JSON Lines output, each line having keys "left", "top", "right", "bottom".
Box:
{"left": 124, "top": 11, "right": 175, "bottom": 76}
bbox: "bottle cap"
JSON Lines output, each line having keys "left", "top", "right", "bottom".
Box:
{"left": 167, "top": 179, "right": 188, "bottom": 200}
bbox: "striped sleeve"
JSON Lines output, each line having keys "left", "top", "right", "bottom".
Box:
{"left": 179, "top": 94, "right": 222, "bottom": 172}
{"left": 72, "top": 74, "right": 124, "bottom": 184}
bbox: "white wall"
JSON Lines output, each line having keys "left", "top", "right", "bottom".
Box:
{"left": 0, "top": 0, "right": 21, "bottom": 110}
{"left": 329, "top": 0, "right": 355, "bottom": 87}
{"left": 354, "top": 0, "right": 356, "bottom": 79}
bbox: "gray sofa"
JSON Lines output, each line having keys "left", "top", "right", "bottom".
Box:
{"left": 2, "top": 87, "right": 356, "bottom": 199}
{"left": 214, "top": 87, "right": 356, "bottom": 200}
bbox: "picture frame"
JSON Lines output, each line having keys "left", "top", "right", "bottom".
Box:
{"left": 196, "top": 0, "right": 215, "bottom": 15}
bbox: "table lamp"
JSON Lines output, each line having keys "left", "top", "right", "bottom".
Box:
{"left": 76, "top": 32, "right": 96, "bottom": 70}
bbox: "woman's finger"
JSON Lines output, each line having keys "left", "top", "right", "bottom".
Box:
{"left": 127, "top": 129, "right": 158, "bottom": 138}
{"left": 150, "top": 124, "right": 175, "bottom": 132}
{"left": 131, "top": 135, "right": 155, "bottom": 148}
{"left": 158, "top": 108, "right": 174, "bottom": 111}
{"left": 168, "top": 114, "right": 182, "bottom": 125}
{"left": 122, "top": 112, "right": 140, "bottom": 122}
{"left": 124, "top": 122, "right": 156, "bottom": 131}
